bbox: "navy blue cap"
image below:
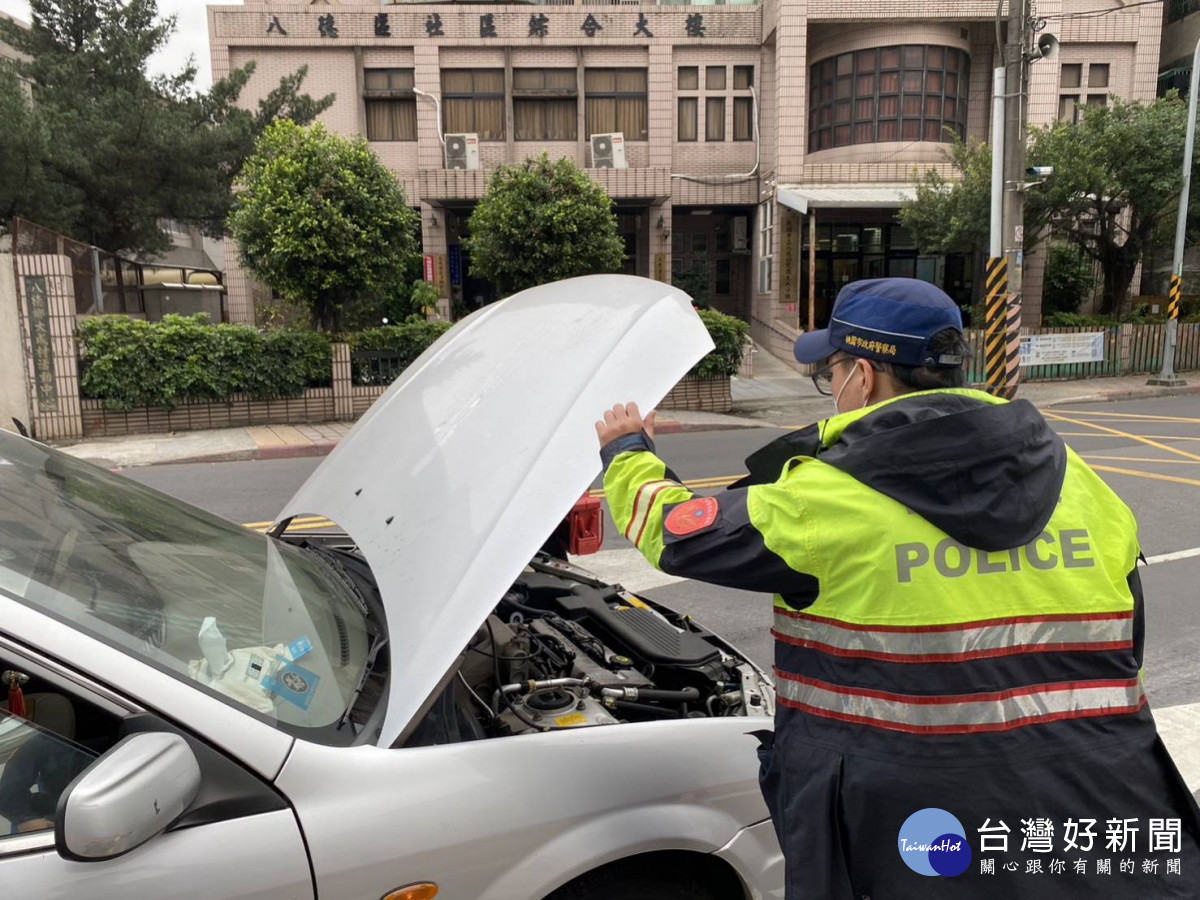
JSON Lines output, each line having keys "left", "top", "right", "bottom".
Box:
{"left": 794, "top": 278, "right": 964, "bottom": 368}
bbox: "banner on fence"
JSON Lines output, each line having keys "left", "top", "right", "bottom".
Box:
{"left": 1019, "top": 332, "right": 1105, "bottom": 367}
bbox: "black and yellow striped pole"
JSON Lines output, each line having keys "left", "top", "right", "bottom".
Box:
{"left": 984, "top": 257, "right": 1009, "bottom": 396}
{"left": 1002, "top": 294, "right": 1022, "bottom": 400}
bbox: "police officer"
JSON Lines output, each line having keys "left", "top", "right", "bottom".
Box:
{"left": 595, "top": 278, "right": 1200, "bottom": 898}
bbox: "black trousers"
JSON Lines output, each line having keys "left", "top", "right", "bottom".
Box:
{"left": 758, "top": 724, "right": 1200, "bottom": 899}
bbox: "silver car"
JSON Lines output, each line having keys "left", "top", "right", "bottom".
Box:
{"left": 0, "top": 276, "right": 783, "bottom": 899}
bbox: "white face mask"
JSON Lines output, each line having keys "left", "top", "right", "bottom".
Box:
{"left": 832, "top": 364, "right": 863, "bottom": 415}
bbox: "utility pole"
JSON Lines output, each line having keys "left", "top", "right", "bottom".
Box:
{"left": 1002, "top": 0, "right": 1030, "bottom": 398}
{"left": 1147, "top": 39, "right": 1199, "bottom": 387}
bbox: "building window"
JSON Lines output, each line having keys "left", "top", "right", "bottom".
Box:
{"left": 1060, "top": 64, "right": 1082, "bottom": 89}
{"left": 758, "top": 201, "right": 774, "bottom": 294}
{"left": 808, "top": 45, "right": 970, "bottom": 152}
{"left": 706, "top": 66, "right": 726, "bottom": 90}
{"left": 734, "top": 65, "right": 754, "bottom": 89}
{"left": 1087, "top": 94, "right": 1107, "bottom": 107}
{"left": 1088, "top": 64, "right": 1109, "bottom": 88}
{"left": 585, "top": 68, "right": 648, "bottom": 139}
{"left": 442, "top": 69, "right": 505, "bottom": 140}
{"left": 679, "top": 97, "right": 698, "bottom": 141}
{"left": 734, "top": 96, "right": 754, "bottom": 141}
{"left": 513, "top": 69, "right": 577, "bottom": 141}
{"left": 678, "top": 66, "right": 699, "bottom": 90}
{"left": 715, "top": 258, "right": 732, "bottom": 296}
{"left": 706, "top": 97, "right": 726, "bottom": 141}
{"left": 1058, "top": 95, "right": 1079, "bottom": 122}
{"left": 365, "top": 69, "right": 417, "bottom": 142}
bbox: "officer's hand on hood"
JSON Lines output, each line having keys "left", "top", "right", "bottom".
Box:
{"left": 595, "top": 402, "right": 656, "bottom": 448}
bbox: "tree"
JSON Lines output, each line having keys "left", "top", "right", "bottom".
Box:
{"left": 898, "top": 139, "right": 995, "bottom": 255}
{"left": 1042, "top": 242, "right": 1096, "bottom": 316}
{"left": 229, "top": 120, "right": 419, "bottom": 332}
{"left": 465, "top": 153, "right": 625, "bottom": 297}
{"left": 1027, "top": 95, "right": 1187, "bottom": 314}
{"left": 901, "top": 95, "right": 1190, "bottom": 317}
{"left": 0, "top": 0, "right": 332, "bottom": 255}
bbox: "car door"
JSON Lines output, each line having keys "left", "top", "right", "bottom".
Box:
{"left": 0, "top": 635, "right": 313, "bottom": 900}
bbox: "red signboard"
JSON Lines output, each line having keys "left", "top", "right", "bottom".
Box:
{"left": 423, "top": 255, "right": 435, "bottom": 283}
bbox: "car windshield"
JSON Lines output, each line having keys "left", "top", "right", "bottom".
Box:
{"left": 0, "top": 436, "right": 378, "bottom": 740}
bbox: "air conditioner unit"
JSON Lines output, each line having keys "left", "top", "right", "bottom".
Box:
{"left": 591, "top": 133, "right": 627, "bottom": 169}
{"left": 732, "top": 216, "right": 749, "bottom": 252}
{"left": 444, "top": 133, "right": 480, "bottom": 170}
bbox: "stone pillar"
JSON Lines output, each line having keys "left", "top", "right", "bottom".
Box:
{"left": 14, "top": 254, "right": 84, "bottom": 441}
{"left": 0, "top": 252, "right": 33, "bottom": 435}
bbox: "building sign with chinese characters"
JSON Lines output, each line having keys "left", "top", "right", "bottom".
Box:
{"left": 779, "top": 208, "right": 799, "bottom": 313}
{"left": 229, "top": 9, "right": 754, "bottom": 43}
{"left": 24, "top": 276, "right": 58, "bottom": 412}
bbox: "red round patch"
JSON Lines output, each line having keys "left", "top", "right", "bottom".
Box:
{"left": 665, "top": 497, "right": 720, "bottom": 537}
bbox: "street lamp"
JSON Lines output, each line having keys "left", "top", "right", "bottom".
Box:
{"left": 1147, "top": 39, "right": 1199, "bottom": 386}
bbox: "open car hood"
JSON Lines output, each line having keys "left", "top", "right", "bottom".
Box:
{"left": 276, "top": 276, "right": 714, "bottom": 747}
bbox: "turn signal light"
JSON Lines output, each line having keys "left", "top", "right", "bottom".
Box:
{"left": 383, "top": 885, "right": 438, "bottom": 900}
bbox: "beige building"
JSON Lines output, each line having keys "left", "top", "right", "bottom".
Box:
{"left": 1, "top": 10, "right": 33, "bottom": 99}
{"left": 209, "top": 0, "right": 1162, "bottom": 358}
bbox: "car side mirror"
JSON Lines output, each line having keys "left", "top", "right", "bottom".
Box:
{"left": 55, "top": 732, "right": 201, "bottom": 861}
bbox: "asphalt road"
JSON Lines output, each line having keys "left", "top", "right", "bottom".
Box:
{"left": 123, "top": 395, "right": 1200, "bottom": 713}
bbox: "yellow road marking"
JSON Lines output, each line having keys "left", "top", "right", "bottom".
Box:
{"left": 1058, "top": 432, "right": 1200, "bottom": 442}
{"left": 1045, "top": 412, "right": 1200, "bottom": 463}
{"left": 1052, "top": 409, "right": 1200, "bottom": 425}
{"left": 1082, "top": 455, "right": 1200, "bottom": 466}
{"left": 1088, "top": 464, "right": 1200, "bottom": 489}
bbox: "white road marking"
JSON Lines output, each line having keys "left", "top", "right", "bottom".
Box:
{"left": 1144, "top": 547, "right": 1200, "bottom": 565}
{"left": 1151, "top": 701, "right": 1200, "bottom": 794}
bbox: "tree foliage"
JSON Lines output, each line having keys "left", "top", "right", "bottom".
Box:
{"left": 0, "top": 0, "right": 333, "bottom": 254}
{"left": 229, "top": 120, "right": 419, "bottom": 332}
{"left": 901, "top": 94, "right": 1190, "bottom": 317}
{"left": 898, "top": 139, "right": 995, "bottom": 255}
{"left": 465, "top": 153, "right": 626, "bottom": 297}
{"left": 1025, "top": 95, "right": 1187, "bottom": 314}
{"left": 1042, "top": 242, "right": 1096, "bottom": 316}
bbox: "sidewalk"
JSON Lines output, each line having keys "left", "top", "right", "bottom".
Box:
{"left": 54, "top": 348, "right": 1200, "bottom": 469}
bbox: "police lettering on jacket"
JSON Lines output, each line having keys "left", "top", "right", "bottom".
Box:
{"left": 895, "top": 528, "right": 1095, "bottom": 583}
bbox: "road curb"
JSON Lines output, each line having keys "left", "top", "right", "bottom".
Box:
{"left": 654, "top": 418, "right": 766, "bottom": 435}
{"left": 89, "top": 440, "right": 339, "bottom": 470}
{"left": 1037, "top": 382, "right": 1200, "bottom": 408}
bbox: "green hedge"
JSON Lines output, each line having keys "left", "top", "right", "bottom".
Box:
{"left": 690, "top": 309, "right": 750, "bottom": 379}
{"left": 78, "top": 314, "right": 332, "bottom": 410}
{"left": 344, "top": 320, "right": 453, "bottom": 384}
{"left": 77, "top": 308, "right": 744, "bottom": 411}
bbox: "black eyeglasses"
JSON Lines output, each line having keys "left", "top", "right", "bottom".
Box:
{"left": 810, "top": 357, "right": 856, "bottom": 396}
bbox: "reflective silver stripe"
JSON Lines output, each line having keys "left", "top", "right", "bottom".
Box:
{"left": 772, "top": 609, "right": 1133, "bottom": 659}
{"left": 775, "top": 674, "right": 1145, "bottom": 733}
{"left": 624, "top": 479, "right": 680, "bottom": 542}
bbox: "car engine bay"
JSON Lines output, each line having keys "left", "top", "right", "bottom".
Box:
{"left": 424, "top": 556, "right": 776, "bottom": 743}
{"left": 289, "top": 536, "right": 774, "bottom": 746}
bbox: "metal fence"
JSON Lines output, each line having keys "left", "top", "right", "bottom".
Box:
{"left": 350, "top": 350, "right": 405, "bottom": 386}
{"left": 10, "top": 217, "right": 144, "bottom": 315}
{"left": 963, "top": 324, "right": 1200, "bottom": 382}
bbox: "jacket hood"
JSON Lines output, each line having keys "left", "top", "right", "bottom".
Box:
{"left": 738, "top": 390, "right": 1067, "bottom": 552}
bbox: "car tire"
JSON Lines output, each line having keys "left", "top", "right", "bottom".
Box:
{"left": 546, "top": 866, "right": 735, "bottom": 900}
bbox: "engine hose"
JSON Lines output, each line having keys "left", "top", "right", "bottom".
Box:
{"left": 600, "top": 686, "right": 700, "bottom": 704}
{"left": 608, "top": 699, "right": 682, "bottom": 720}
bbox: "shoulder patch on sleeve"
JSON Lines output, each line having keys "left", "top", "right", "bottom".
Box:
{"left": 665, "top": 497, "right": 720, "bottom": 538}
